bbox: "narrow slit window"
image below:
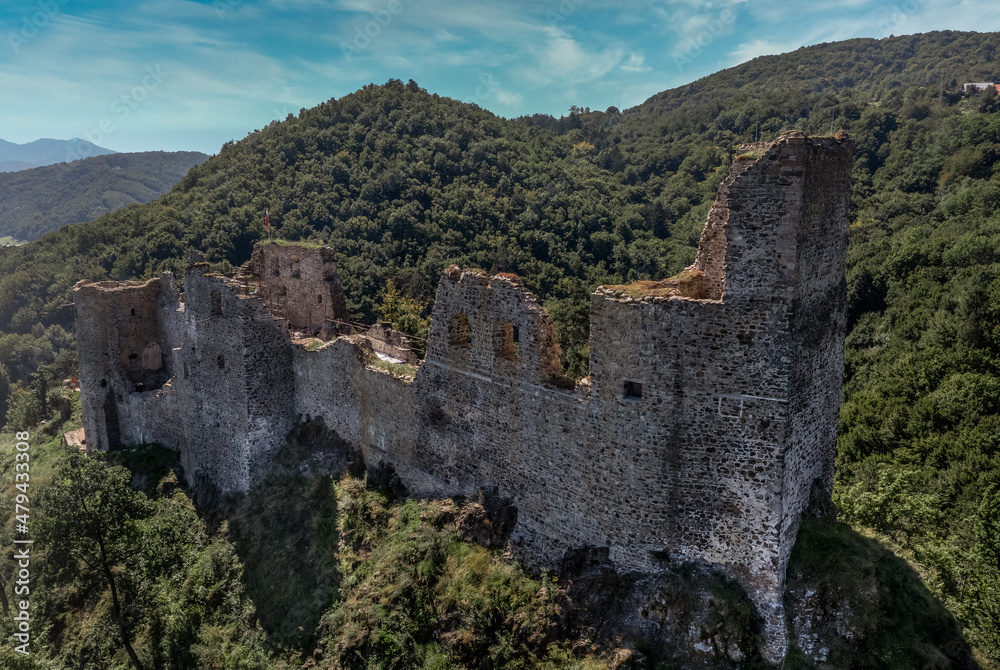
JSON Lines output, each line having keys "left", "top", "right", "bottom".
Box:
{"left": 211, "top": 290, "right": 223, "bottom": 316}
{"left": 498, "top": 322, "right": 518, "bottom": 361}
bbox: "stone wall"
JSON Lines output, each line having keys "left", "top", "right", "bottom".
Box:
{"left": 174, "top": 266, "right": 297, "bottom": 490}
{"left": 366, "top": 323, "right": 419, "bottom": 364}
{"left": 74, "top": 131, "right": 852, "bottom": 664}
{"left": 248, "top": 242, "right": 350, "bottom": 335}
{"left": 684, "top": 131, "right": 853, "bottom": 653}
{"left": 423, "top": 268, "right": 564, "bottom": 386}
{"left": 74, "top": 275, "right": 184, "bottom": 452}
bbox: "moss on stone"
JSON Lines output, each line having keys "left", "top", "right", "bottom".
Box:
{"left": 603, "top": 268, "right": 706, "bottom": 299}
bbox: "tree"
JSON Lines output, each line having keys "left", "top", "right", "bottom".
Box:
{"left": 964, "top": 488, "right": 1000, "bottom": 657}
{"left": 31, "top": 366, "right": 48, "bottom": 420}
{"left": 35, "top": 453, "right": 154, "bottom": 670}
{"left": 4, "top": 382, "right": 39, "bottom": 430}
{"left": 975, "top": 487, "right": 1000, "bottom": 573}
{"left": 978, "top": 85, "right": 1000, "bottom": 113}
{"left": 0, "top": 363, "right": 10, "bottom": 426}
{"left": 376, "top": 279, "right": 429, "bottom": 359}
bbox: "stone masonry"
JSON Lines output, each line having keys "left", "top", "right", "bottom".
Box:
{"left": 74, "top": 131, "right": 853, "bottom": 663}
{"left": 247, "top": 242, "right": 350, "bottom": 335}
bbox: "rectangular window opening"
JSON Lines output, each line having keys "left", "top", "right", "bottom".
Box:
{"left": 624, "top": 380, "right": 643, "bottom": 399}
{"left": 449, "top": 313, "right": 471, "bottom": 346}
{"left": 498, "top": 322, "right": 519, "bottom": 361}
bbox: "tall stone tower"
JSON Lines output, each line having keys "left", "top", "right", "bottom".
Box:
{"left": 674, "top": 129, "right": 853, "bottom": 657}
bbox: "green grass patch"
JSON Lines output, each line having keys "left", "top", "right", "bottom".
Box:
{"left": 0, "top": 391, "right": 83, "bottom": 489}
{"left": 319, "top": 476, "right": 608, "bottom": 669}
{"left": 367, "top": 355, "right": 418, "bottom": 380}
{"left": 603, "top": 269, "right": 706, "bottom": 300}
{"left": 302, "top": 337, "right": 327, "bottom": 350}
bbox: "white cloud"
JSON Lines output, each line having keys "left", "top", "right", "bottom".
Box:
{"left": 494, "top": 87, "right": 523, "bottom": 106}
{"left": 869, "top": 0, "right": 1000, "bottom": 36}
{"left": 726, "top": 37, "right": 802, "bottom": 64}
{"left": 620, "top": 53, "right": 652, "bottom": 73}
{"left": 0, "top": 2, "right": 327, "bottom": 151}
{"left": 522, "top": 26, "right": 624, "bottom": 84}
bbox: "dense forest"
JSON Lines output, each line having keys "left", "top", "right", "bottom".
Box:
{"left": 0, "top": 151, "right": 209, "bottom": 242}
{"left": 0, "top": 29, "right": 999, "bottom": 667}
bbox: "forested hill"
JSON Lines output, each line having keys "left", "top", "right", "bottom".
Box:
{"left": 1, "top": 30, "right": 1000, "bottom": 664}
{"left": 636, "top": 31, "right": 999, "bottom": 116}
{"left": 0, "top": 150, "right": 209, "bottom": 242}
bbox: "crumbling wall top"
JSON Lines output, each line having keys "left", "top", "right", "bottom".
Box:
{"left": 426, "top": 266, "right": 563, "bottom": 386}
{"left": 246, "top": 241, "right": 350, "bottom": 336}
{"left": 691, "top": 130, "right": 852, "bottom": 302}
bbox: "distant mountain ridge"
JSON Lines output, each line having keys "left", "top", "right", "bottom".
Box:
{"left": 0, "top": 150, "right": 209, "bottom": 241}
{"left": 0, "top": 137, "right": 116, "bottom": 172}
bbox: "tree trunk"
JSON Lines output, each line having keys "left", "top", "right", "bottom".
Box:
{"left": 0, "top": 572, "right": 10, "bottom": 616}
{"left": 96, "top": 536, "right": 144, "bottom": 670}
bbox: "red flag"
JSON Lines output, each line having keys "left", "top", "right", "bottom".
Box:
{"left": 265, "top": 209, "right": 269, "bottom": 230}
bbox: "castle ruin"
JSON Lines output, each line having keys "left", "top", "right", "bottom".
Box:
{"left": 74, "top": 131, "right": 853, "bottom": 662}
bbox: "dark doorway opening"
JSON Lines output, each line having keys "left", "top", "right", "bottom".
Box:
{"left": 103, "top": 389, "right": 122, "bottom": 449}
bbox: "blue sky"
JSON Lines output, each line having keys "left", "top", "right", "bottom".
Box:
{"left": 1, "top": 0, "right": 997, "bottom": 155}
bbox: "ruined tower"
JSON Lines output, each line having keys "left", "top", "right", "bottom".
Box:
{"left": 74, "top": 131, "right": 852, "bottom": 664}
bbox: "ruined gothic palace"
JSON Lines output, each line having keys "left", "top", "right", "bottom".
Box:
{"left": 75, "top": 131, "right": 853, "bottom": 661}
